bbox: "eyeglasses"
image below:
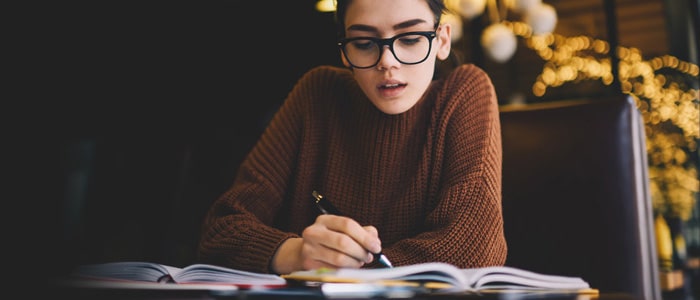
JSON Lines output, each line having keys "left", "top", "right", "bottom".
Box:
{"left": 338, "top": 31, "right": 437, "bottom": 69}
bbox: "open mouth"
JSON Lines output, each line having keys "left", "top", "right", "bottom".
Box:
{"left": 379, "top": 83, "right": 406, "bottom": 90}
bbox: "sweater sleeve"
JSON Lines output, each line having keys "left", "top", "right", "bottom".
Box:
{"left": 382, "top": 65, "right": 507, "bottom": 269}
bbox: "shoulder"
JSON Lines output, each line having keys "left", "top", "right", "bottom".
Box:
{"left": 288, "top": 64, "right": 356, "bottom": 101}
{"left": 430, "top": 64, "right": 499, "bottom": 129}
{"left": 289, "top": 65, "right": 359, "bottom": 107}
{"left": 433, "top": 64, "right": 497, "bottom": 107}
{"left": 298, "top": 65, "right": 354, "bottom": 85}
{"left": 281, "top": 65, "right": 356, "bottom": 116}
{"left": 443, "top": 64, "right": 494, "bottom": 92}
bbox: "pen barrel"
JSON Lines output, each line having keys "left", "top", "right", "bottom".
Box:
{"left": 316, "top": 196, "right": 342, "bottom": 215}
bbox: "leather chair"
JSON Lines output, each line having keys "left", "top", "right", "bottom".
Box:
{"left": 499, "top": 95, "right": 661, "bottom": 300}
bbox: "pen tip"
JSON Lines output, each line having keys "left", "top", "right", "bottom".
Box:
{"left": 379, "top": 254, "right": 393, "bottom": 268}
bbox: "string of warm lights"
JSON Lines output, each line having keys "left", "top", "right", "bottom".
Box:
{"left": 504, "top": 20, "right": 699, "bottom": 220}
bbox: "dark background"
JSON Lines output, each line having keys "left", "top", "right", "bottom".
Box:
{"left": 33, "top": 0, "right": 342, "bottom": 280}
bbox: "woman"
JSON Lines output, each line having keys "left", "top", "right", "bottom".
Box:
{"left": 197, "top": 0, "right": 507, "bottom": 275}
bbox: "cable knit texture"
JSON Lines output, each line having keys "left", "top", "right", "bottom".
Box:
{"left": 197, "top": 64, "right": 507, "bottom": 274}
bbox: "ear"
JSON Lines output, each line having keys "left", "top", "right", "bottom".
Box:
{"left": 435, "top": 23, "right": 452, "bottom": 61}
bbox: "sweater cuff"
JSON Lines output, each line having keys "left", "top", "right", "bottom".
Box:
{"left": 242, "top": 226, "right": 298, "bottom": 274}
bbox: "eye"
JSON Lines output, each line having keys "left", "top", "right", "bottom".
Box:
{"left": 349, "top": 39, "right": 376, "bottom": 51}
{"left": 397, "top": 35, "right": 423, "bottom": 46}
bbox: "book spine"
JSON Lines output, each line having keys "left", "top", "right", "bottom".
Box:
{"left": 157, "top": 275, "right": 175, "bottom": 283}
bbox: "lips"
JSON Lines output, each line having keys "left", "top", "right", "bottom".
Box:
{"left": 377, "top": 81, "right": 406, "bottom": 98}
{"left": 379, "top": 83, "right": 406, "bottom": 90}
{"left": 378, "top": 78, "right": 407, "bottom": 89}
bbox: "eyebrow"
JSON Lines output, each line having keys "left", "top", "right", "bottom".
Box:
{"left": 346, "top": 18, "right": 429, "bottom": 35}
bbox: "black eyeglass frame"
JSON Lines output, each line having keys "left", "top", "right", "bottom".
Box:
{"left": 337, "top": 31, "right": 437, "bottom": 69}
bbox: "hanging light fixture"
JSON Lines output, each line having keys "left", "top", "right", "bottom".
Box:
{"left": 509, "top": 0, "right": 542, "bottom": 14}
{"left": 481, "top": 23, "right": 518, "bottom": 62}
{"left": 445, "top": 0, "right": 558, "bottom": 63}
{"left": 524, "top": 3, "right": 557, "bottom": 35}
{"left": 482, "top": 0, "right": 517, "bottom": 62}
{"left": 445, "top": 0, "right": 488, "bottom": 20}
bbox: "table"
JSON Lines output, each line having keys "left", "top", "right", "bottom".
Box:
{"left": 47, "top": 282, "right": 639, "bottom": 300}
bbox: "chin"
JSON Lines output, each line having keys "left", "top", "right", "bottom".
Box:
{"left": 376, "top": 102, "right": 413, "bottom": 115}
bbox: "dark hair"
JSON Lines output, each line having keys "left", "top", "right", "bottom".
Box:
{"left": 334, "top": 0, "right": 447, "bottom": 39}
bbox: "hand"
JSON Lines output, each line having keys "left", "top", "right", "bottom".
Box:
{"left": 271, "top": 215, "right": 382, "bottom": 274}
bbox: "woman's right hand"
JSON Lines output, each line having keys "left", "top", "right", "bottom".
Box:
{"left": 271, "top": 214, "right": 382, "bottom": 274}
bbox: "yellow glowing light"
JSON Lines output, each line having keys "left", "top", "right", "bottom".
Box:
{"left": 316, "top": 0, "right": 336, "bottom": 12}
{"left": 502, "top": 20, "right": 699, "bottom": 221}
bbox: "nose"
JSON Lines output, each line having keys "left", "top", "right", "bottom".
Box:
{"left": 376, "top": 45, "right": 400, "bottom": 70}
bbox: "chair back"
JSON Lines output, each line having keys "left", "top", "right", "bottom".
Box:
{"left": 499, "top": 95, "right": 661, "bottom": 300}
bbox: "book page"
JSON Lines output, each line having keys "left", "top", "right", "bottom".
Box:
{"left": 172, "top": 264, "right": 287, "bottom": 287}
{"left": 461, "top": 266, "right": 589, "bottom": 288}
{"left": 71, "top": 262, "right": 286, "bottom": 288}
{"left": 283, "top": 262, "right": 467, "bottom": 287}
{"left": 71, "top": 261, "right": 179, "bottom": 282}
{"left": 471, "top": 273, "right": 590, "bottom": 290}
{"left": 56, "top": 278, "right": 239, "bottom": 293}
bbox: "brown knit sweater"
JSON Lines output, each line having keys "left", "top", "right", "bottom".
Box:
{"left": 197, "top": 64, "right": 507, "bottom": 274}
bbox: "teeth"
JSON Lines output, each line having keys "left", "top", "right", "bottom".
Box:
{"left": 384, "top": 84, "right": 399, "bottom": 88}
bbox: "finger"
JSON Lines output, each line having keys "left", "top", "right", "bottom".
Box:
{"left": 361, "top": 225, "right": 382, "bottom": 256}
{"left": 363, "top": 225, "right": 379, "bottom": 238}
{"left": 318, "top": 215, "right": 382, "bottom": 258}
{"left": 300, "top": 239, "right": 364, "bottom": 270}
{"left": 323, "top": 229, "right": 375, "bottom": 263}
{"left": 301, "top": 224, "right": 370, "bottom": 267}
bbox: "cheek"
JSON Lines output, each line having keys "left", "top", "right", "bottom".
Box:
{"left": 406, "top": 63, "right": 436, "bottom": 98}
{"left": 413, "top": 59, "right": 437, "bottom": 84}
{"left": 353, "top": 71, "right": 376, "bottom": 94}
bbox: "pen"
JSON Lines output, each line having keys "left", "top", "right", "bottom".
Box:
{"left": 311, "top": 190, "right": 394, "bottom": 268}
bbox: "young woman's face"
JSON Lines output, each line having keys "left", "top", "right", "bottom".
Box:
{"left": 341, "top": 0, "right": 451, "bottom": 115}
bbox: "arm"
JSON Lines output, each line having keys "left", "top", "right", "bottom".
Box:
{"left": 196, "top": 105, "right": 301, "bottom": 273}
{"left": 197, "top": 66, "right": 385, "bottom": 274}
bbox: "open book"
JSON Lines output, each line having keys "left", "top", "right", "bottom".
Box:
{"left": 70, "top": 261, "right": 287, "bottom": 289}
{"left": 282, "top": 262, "right": 597, "bottom": 294}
